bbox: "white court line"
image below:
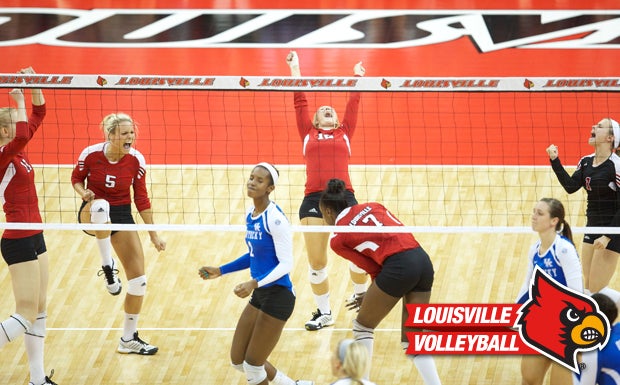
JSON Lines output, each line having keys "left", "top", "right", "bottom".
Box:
{"left": 47, "top": 327, "right": 401, "bottom": 332}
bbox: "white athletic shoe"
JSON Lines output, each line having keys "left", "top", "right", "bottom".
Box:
{"left": 29, "top": 370, "right": 58, "bottom": 385}
{"left": 296, "top": 380, "right": 314, "bottom": 385}
{"left": 305, "top": 309, "right": 334, "bottom": 331}
{"left": 117, "top": 332, "right": 158, "bottom": 355}
{"left": 345, "top": 292, "right": 365, "bottom": 312}
{"left": 98, "top": 260, "right": 122, "bottom": 296}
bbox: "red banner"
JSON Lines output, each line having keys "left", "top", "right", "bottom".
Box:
{"left": 405, "top": 304, "right": 537, "bottom": 355}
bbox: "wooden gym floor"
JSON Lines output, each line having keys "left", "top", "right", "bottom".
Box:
{"left": 2, "top": 165, "right": 618, "bottom": 384}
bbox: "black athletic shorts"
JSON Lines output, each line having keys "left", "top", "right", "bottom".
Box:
{"left": 299, "top": 190, "right": 357, "bottom": 220}
{"left": 1, "top": 232, "right": 47, "bottom": 266}
{"left": 249, "top": 285, "right": 296, "bottom": 321}
{"left": 374, "top": 247, "right": 435, "bottom": 297}
{"left": 79, "top": 201, "right": 135, "bottom": 236}
{"left": 582, "top": 232, "right": 620, "bottom": 253}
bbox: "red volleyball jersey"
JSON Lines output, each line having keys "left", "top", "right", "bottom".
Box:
{"left": 330, "top": 202, "right": 420, "bottom": 279}
{"left": 294, "top": 92, "right": 360, "bottom": 195}
{"left": 0, "top": 104, "right": 46, "bottom": 239}
{"left": 71, "top": 143, "right": 151, "bottom": 211}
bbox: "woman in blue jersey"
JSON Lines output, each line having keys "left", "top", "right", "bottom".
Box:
{"left": 516, "top": 198, "right": 582, "bottom": 385}
{"left": 198, "top": 163, "right": 312, "bottom": 385}
{"left": 547, "top": 117, "right": 620, "bottom": 293}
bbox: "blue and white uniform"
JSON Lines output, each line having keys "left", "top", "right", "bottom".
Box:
{"left": 579, "top": 323, "right": 620, "bottom": 385}
{"left": 516, "top": 234, "right": 583, "bottom": 304}
{"left": 220, "top": 201, "right": 294, "bottom": 292}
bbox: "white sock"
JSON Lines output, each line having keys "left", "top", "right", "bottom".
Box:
{"left": 412, "top": 355, "right": 442, "bottom": 385}
{"left": 96, "top": 237, "right": 113, "bottom": 267}
{"left": 315, "top": 293, "right": 330, "bottom": 315}
{"left": 123, "top": 313, "right": 139, "bottom": 341}
{"left": 353, "top": 319, "right": 374, "bottom": 378}
{"left": 598, "top": 287, "right": 620, "bottom": 308}
{"left": 0, "top": 313, "right": 31, "bottom": 348}
{"left": 271, "top": 370, "right": 296, "bottom": 385}
{"left": 25, "top": 312, "right": 46, "bottom": 385}
{"left": 353, "top": 283, "right": 367, "bottom": 295}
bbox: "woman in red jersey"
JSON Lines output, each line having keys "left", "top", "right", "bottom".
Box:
{"left": 286, "top": 51, "right": 368, "bottom": 331}
{"left": 319, "top": 179, "right": 442, "bottom": 385}
{"left": 0, "top": 68, "right": 57, "bottom": 385}
{"left": 71, "top": 112, "right": 165, "bottom": 355}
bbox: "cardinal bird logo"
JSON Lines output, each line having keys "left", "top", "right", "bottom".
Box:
{"left": 515, "top": 267, "right": 610, "bottom": 372}
{"left": 96, "top": 76, "right": 108, "bottom": 86}
{"left": 523, "top": 79, "right": 535, "bottom": 89}
{"left": 239, "top": 77, "right": 250, "bottom": 88}
{"left": 381, "top": 78, "right": 391, "bottom": 89}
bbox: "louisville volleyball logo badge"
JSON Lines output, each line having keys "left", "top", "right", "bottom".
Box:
{"left": 515, "top": 267, "right": 609, "bottom": 372}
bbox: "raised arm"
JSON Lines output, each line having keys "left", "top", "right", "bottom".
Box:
{"left": 353, "top": 61, "right": 365, "bottom": 77}
{"left": 547, "top": 144, "right": 583, "bottom": 194}
{"left": 286, "top": 50, "right": 301, "bottom": 77}
{"left": 341, "top": 61, "right": 365, "bottom": 135}
{"left": 21, "top": 67, "right": 45, "bottom": 106}
{"left": 9, "top": 88, "right": 26, "bottom": 122}
{"left": 287, "top": 51, "right": 314, "bottom": 137}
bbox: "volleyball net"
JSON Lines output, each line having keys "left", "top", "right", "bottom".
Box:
{"left": 1, "top": 73, "right": 619, "bottom": 233}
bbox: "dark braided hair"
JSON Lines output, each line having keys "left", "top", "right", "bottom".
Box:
{"left": 591, "top": 293, "right": 618, "bottom": 324}
{"left": 319, "top": 178, "right": 349, "bottom": 215}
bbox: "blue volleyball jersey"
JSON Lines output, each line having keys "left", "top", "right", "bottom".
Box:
{"left": 245, "top": 201, "right": 294, "bottom": 291}
{"left": 580, "top": 323, "right": 620, "bottom": 385}
{"left": 516, "top": 234, "right": 583, "bottom": 304}
{"left": 598, "top": 323, "right": 620, "bottom": 385}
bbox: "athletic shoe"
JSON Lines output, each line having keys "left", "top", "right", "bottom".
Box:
{"left": 29, "top": 369, "right": 58, "bottom": 385}
{"left": 296, "top": 380, "right": 314, "bottom": 385}
{"left": 117, "top": 332, "right": 158, "bottom": 355}
{"left": 345, "top": 292, "right": 365, "bottom": 312}
{"left": 304, "top": 309, "right": 334, "bottom": 331}
{"left": 98, "top": 261, "right": 122, "bottom": 296}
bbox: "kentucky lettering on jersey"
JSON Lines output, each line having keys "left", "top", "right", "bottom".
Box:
{"left": 246, "top": 222, "right": 263, "bottom": 241}
{"left": 244, "top": 202, "right": 293, "bottom": 290}
{"left": 516, "top": 234, "right": 583, "bottom": 304}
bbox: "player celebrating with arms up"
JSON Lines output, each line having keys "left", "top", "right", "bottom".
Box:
{"left": 0, "top": 68, "right": 57, "bottom": 385}
{"left": 319, "top": 178, "right": 442, "bottom": 385}
{"left": 71, "top": 112, "right": 165, "bottom": 355}
{"left": 286, "top": 50, "right": 368, "bottom": 331}
{"left": 547, "top": 117, "right": 620, "bottom": 293}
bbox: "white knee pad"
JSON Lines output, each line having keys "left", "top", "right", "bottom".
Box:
{"left": 90, "top": 199, "right": 111, "bottom": 224}
{"left": 243, "top": 361, "right": 267, "bottom": 385}
{"left": 309, "top": 267, "right": 328, "bottom": 285}
{"left": 349, "top": 262, "right": 366, "bottom": 274}
{"left": 127, "top": 275, "right": 147, "bottom": 296}
{"left": 231, "top": 362, "right": 244, "bottom": 373}
{"left": 1, "top": 313, "right": 31, "bottom": 342}
{"left": 25, "top": 312, "right": 46, "bottom": 338}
